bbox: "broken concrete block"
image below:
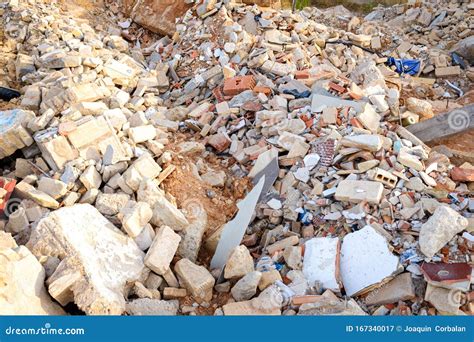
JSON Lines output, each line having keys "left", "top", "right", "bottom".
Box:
{"left": 406, "top": 97, "right": 434, "bottom": 119}
{"left": 163, "top": 287, "right": 187, "bottom": 299}
{"left": 27, "top": 204, "right": 145, "bottom": 315}
{"left": 335, "top": 180, "right": 384, "bottom": 204}
{"left": 177, "top": 198, "right": 208, "bottom": 262}
{"left": 145, "top": 226, "right": 181, "bottom": 275}
{"left": 322, "top": 107, "right": 337, "bottom": 124}
{"left": 37, "top": 177, "right": 68, "bottom": 199}
{"left": 95, "top": 193, "right": 130, "bottom": 216}
{"left": 340, "top": 225, "right": 400, "bottom": 296}
{"left": 340, "top": 134, "right": 383, "bottom": 152}
{"left": 303, "top": 237, "right": 341, "bottom": 292}
{"left": 0, "top": 109, "right": 35, "bottom": 159}
{"left": 356, "top": 103, "right": 380, "bottom": 133}
{"left": 435, "top": 66, "right": 461, "bottom": 78}
{"left": 129, "top": 125, "right": 157, "bottom": 144}
{"left": 125, "top": 298, "right": 179, "bottom": 316}
{"left": 80, "top": 165, "right": 102, "bottom": 190}
{"left": 424, "top": 283, "right": 462, "bottom": 314}
{"left": 283, "top": 245, "right": 302, "bottom": 270}
{"left": 134, "top": 224, "right": 156, "bottom": 251}
{"left": 174, "top": 258, "right": 215, "bottom": 301}
{"left": 15, "top": 181, "right": 60, "bottom": 209}
{"left": 231, "top": 271, "right": 262, "bottom": 301}
{"left": 397, "top": 148, "right": 424, "bottom": 171}
{"left": 224, "top": 245, "right": 255, "bottom": 279}
{"left": 201, "top": 170, "right": 226, "bottom": 187}
{"left": 119, "top": 201, "right": 153, "bottom": 238}
{"left": 34, "top": 131, "right": 78, "bottom": 171}
{"left": 365, "top": 273, "right": 415, "bottom": 305}
{"left": 258, "top": 269, "right": 282, "bottom": 291}
{"left": 0, "top": 232, "right": 65, "bottom": 315}
{"left": 6, "top": 207, "right": 29, "bottom": 233}
{"left": 367, "top": 168, "right": 397, "bottom": 188}
{"left": 419, "top": 206, "right": 468, "bottom": 258}
{"left": 122, "top": 154, "right": 162, "bottom": 191}
{"left": 137, "top": 180, "right": 188, "bottom": 231}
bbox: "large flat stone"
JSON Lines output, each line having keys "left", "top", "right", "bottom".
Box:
{"left": 419, "top": 206, "right": 468, "bottom": 258}
{"left": 27, "top": 204, "right": 146, "bottom": 315}
{"left": 0, "top": 232, "right": 65, "bottom": 315}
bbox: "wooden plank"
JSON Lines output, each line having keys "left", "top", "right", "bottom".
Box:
{"left": 406, "top": 104, "right": 474, "bottom": 142}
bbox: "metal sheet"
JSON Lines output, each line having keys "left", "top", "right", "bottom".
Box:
{"left": 210, "top": 176, "right": 265, "bottom": 273}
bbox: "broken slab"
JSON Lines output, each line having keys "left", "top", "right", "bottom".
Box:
{"left": 174, "top": 258, "right": 215, "bottom": 302}
{"left": 145, "top": 226, "right": 181, "bottom": 275}
{"left": 27, "top": 204, "right": 146, "bottom": 315}
{"left": 119, "top": 201, "right": 153, "bottom": 238}
{"left": 365, "top": 273, "right": 415, "bottom": 305}
{"left": 0, "top": 232, "right": 65, "bottom": 315}
{"left": 311, "top": 94, "right": 364, "bottom": 113}
{"left": 15, "top": 181, "right": 60, "bottom": 209}
{"left": 0, "top": 109, "right": 35, "bottom": 159}
{"left": 340, "top": 134, "right": 383, "bottom": 152}
{"left": 122, "top": 154, "right": 162, "bottom": 192}
{"left": 335, "top": 180, "right": 384, "bottom": 204}
{"left": 125, "top": 298, "right": 179, "bottom": 316}
{"left": 224, "top": 245, "right": 255, "bottom": 279}
{"left": 419, "top": 205, "right": 468, "bottom": 258}
{"left": 137, "top": 180, "right": 188, "bottom": 231}
{"left": 303, "top": 237, "right": 341, "bottom": 292}
{"left": 424, "top": 283, "right": 463, "bottom": 315}
{"left": 340, "top": 225, "right": 400, "bottom": 296}
{"left": 231, "top": 271, "right": 262, "bottom": 301}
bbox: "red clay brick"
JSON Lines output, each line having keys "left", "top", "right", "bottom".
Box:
{"left": 295, "top": 70, "right": 310, "bottom": 79}
{"left": 223, "top": 75, "right": 256, "bottom": 96}
{"left": 328, "top": 82, "right": 346, "bottom": 93}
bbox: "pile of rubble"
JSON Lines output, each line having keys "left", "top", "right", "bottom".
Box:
{"left": 0, "top": 0, "right": 473, "bottom": 316}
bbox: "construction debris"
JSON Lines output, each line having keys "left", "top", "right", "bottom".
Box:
{"left": 0, "top": 0, "right": 472, "bottom": 317}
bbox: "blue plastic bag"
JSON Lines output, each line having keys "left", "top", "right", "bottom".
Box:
{"left": 386, "top": 57, "right": 421, "bottom": 76}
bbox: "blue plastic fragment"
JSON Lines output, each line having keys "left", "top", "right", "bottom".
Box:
{"left": 283, "top": 89, "right": 312, "bottom": 99}
{"left": 298, "top": 209, "right": 312, "bottom": 225}
{"left": 386, "top": 57, "right": 421, "bottom": 76}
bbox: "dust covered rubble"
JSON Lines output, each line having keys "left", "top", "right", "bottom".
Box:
{"left": 0, "top": 0, "right": 473, "bottom": 316}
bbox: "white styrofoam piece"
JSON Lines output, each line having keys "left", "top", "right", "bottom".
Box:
{"left": 303, "top": 237, "right": 340, "bottom": 292}
{"left": 340, "top": 225, "right": 399, "bottom": 296}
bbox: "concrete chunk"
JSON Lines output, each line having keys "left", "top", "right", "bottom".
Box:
{"left": 0, "top": 232, "right": 65, "bottom": 315}
{"left": 145, "top": 226, "right": 181, "bottom": 275}
{"left": 303, "top": 237, "right": 341, "bottom": 292}
{"left": 224, "top": 245, "right": 255, "bottom": 279}
{"left": 340, "top": 135, "right": 383, "bottom": 152}
{"left": 137, "top": 180, "right": 188, "bottom": 231}
{"left": 340, "top": 226, "right": 399, "bottom": 296}
{"left": 365, "top": 273, "right": 415, "bottom": 305}
{"left": 27, "top": 204, "right": 145, "bottom": 315}
{"left": 174, "top": 258, "right": 215, "bottom": 301}
{"left": 419, "top": 206, "right": 469, "bottom": 258}
{"left": 119, "top": 201, "right": 153, "bottom": 238}
{"left": 335, "top": 180, "right": 384, "bottom": 204}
